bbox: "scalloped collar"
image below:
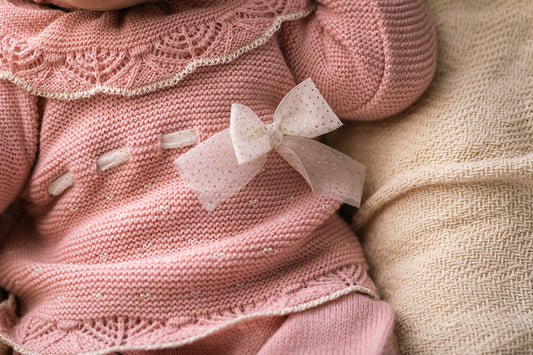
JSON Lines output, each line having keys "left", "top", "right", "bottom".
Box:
{"left": 0, "top": 0, "right": 313, "bottom": 99}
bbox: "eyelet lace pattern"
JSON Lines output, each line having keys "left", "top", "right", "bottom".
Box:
{"left": 0, "top": 265, "right": 375, "bottom": 355}
{"left": 0, "top": 0, "right": 314, "bottom": 99}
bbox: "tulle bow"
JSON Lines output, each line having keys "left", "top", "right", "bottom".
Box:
{"left": 175, "top": 79, "right": 365, "bottom": 211}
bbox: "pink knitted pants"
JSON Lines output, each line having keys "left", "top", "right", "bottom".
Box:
{"left": 123, "top": 293, "right": 397, "bottom": 355}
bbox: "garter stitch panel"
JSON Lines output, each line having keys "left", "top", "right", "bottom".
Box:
{"left": 0, "top": 0, "right": 436, "bottom": 353}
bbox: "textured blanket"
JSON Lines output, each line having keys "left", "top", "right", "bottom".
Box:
{"left": 329, "top": 0, "right": 533, "bottom": 353}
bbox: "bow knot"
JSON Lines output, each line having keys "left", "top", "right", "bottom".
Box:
{"left": 266, "top": 121, "right": 283, "bottom": 149}
{"left": 175, "top": 79, "right": 365, "bottom": 211}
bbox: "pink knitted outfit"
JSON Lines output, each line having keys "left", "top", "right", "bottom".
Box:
{"left": 0, "top": 0, "right": 436, "bottom": 353}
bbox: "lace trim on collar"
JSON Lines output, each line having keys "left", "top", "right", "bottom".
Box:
{"left": 0, "top": 1, "right": 314, "bottom": 99}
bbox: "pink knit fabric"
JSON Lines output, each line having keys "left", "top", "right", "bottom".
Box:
{"left": 257, "top": 293, "right": 397, "bottom": 355}
{"left": 121, "top": 293, "right": 396, "bottom": 354}
{"left": 0, "top": 0, "right": 436, "bottom": 353}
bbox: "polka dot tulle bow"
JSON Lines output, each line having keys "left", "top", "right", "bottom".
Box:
{"left": 175, "top": 79, "right": 365, "bottom": 211}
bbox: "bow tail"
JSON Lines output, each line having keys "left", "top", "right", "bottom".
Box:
{"left": 175, "top": 129, "right": 267, "bottom": 211}
{"left": 277, "top": 136, "right": 365, "bottom": 207}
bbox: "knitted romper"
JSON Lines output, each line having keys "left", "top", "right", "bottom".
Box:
{"left": 0, "top": 0, "right": 436, "bottom": 353}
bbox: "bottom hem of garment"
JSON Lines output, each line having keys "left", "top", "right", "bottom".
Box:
{"left": 0, "top": 265, "right": 377, "bottom": 355}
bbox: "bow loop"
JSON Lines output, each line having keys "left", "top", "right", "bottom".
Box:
{"left": 274, "top": 78, "right": 342, "bottom": 138}
{"left": 230, "top": 103, "right": 270, "bottom": 165}
{"left": 229, "top": 104, "right": 271, "bottom": 164}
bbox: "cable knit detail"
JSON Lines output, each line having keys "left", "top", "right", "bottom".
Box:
{"left": 0, "top": 0, "right": 314, "bottom": 98}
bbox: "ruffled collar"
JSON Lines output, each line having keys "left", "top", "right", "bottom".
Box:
{"left": 0, "top": 0, "right": 313, "bottom": 99}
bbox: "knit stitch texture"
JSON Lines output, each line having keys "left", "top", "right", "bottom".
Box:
{"left": 0, "top": 0, "right": 436, "bottom": 353}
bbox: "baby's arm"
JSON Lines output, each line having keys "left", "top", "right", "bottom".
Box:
{"left": 280, "top": 0, "right": 437, "bottom": 120}
{"left": 0, "top": 81, "right": 39, "bottom": 212}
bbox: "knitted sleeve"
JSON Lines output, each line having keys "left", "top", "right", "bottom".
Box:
{"left": 0, "top": 81, "right": 39, "bottom": 212}
{"left": 279, "top": 0, "right": 437, "bottom": 120}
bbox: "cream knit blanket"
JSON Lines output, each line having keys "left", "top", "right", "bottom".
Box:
{"left": 329, "top": 0, "right": 532, "bottom": 353}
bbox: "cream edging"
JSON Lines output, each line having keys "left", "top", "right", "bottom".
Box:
{"left": 0, "top": 5, "right": 316, "bottom": 101}
{"left": 0, "top": 285, "right": 376, "bottom": 355}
